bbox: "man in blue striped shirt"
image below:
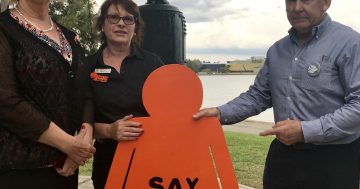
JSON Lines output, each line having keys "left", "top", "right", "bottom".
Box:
{"left": 194, "top": 0, "right": 360, "bottom": 188}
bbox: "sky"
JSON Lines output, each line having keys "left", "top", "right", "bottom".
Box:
{"left": 95, "top": 0, "right": 360, "bottom": 62}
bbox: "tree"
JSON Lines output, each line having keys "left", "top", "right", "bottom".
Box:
{"left": 49, "top": 0, "right": 99, "bottom": 55}
{"left": 219, "top": 64, "right": 230, "bottom": 73}
{"left": 1, "top": 0, "right": 9, "bottom": 12}
{"left": 185, "top": 59, "right": 202, "bottom": 73}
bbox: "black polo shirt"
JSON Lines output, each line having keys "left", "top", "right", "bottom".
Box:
{"left": 87, "top": 44, "right": 164, "bottom": 125}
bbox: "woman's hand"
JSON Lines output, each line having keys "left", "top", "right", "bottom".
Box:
{"left": 64, "top": 127, "right": 96, "bottom": 165}
{"left": 55, "top": 157, "right": 79, "bottom": 177}
{"left": 38, "top": 122, "right": 96, "bottom": 166}
{"left": 55, "top": 123, "right": 94, "bottom": 177}
{"left": 106, "top": 115, "right": 143, "bottom": 141}
{"left": 81, "top": 123, "right": 94, "bottom": 146}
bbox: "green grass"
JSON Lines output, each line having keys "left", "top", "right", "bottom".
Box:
{"left": 225, "top": 131, "right": 274, "bottom": 189}
{"left": 79, "top": 158, "right": 93, "bottom": 176}
{"left": 80, "top": 132, "right": 274, "bottom": 189}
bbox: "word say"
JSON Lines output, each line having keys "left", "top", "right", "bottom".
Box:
{"left": 149, "top": 177, "right": 199, "bottom": 189}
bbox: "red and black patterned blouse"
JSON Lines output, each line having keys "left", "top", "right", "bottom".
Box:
{"left": 0, "top": 9, "right": 93, "bottom": 171}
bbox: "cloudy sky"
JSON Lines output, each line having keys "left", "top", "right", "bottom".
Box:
{"left": 96, "top": 0, "right": 360, "bottom": 62}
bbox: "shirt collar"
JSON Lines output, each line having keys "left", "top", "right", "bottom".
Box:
{"left": 96, "top": 42, "right": 145, "bottom": 66}
{"left": 129, "top": 43, "right": 144, "bottom": 60}
{"left": 288, "top": 14, "right": 332, "bottom": 43}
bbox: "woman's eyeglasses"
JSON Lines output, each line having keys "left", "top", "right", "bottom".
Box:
{"left": 106, "top": 14, "right": 136, "bottom": 25}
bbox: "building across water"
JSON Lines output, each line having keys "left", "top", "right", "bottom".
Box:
{"left": 198, "top": 56, "right": 265, "bottom": 74}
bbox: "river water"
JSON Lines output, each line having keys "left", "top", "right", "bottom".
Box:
{"left": 199, "top": 75, "right": 274, "bottom": 123}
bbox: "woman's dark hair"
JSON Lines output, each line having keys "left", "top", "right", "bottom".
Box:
{"left": 96, "top": 0, "right": 144, "bottom": 46}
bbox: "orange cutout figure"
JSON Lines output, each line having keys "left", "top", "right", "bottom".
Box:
{"left": 105, "top": 64, "right": 239, "bottom": 189}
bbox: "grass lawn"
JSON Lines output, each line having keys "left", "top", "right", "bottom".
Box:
{"left": 225, "top": 131, "right": 274, "bottom": 189}
{"left": 80, "top": 132, "right": 274, "bottom": 189}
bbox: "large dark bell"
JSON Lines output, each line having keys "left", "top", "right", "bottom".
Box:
{"left": 140, "top": 0, "right": 186, "bottom": 64}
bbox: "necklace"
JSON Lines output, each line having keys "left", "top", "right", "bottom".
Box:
{"left": 14, "top": 6, "right": 54, "bottom": 33}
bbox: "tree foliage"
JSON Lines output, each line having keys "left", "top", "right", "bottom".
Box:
{"left": 49, "top": 0, "right": 99, "bottom": 55}
{"left": 185, "top": 59, "right": 202, "bottom": 73}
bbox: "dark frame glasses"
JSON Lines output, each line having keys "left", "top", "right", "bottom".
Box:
{"left": 106, "top": 14, "right": 136, "bottom": 25}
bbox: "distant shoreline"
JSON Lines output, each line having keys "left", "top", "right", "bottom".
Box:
{"left": 197, "top": 72, "right": 257, "bottom": 76}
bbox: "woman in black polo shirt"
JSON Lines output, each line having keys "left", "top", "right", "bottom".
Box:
{"left": 87, "top": 0, "right": 163, "bottom": 188}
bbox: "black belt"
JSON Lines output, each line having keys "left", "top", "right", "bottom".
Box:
{"left": 291, "top": 137, "right": 360, "bottom": 150}
{"left": 292, "top": 142, "right": 319, "bottom": 150}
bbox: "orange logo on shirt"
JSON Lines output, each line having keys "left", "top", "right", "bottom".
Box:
{"left": 90, "top": 72, "right": 108, "bottom": 83}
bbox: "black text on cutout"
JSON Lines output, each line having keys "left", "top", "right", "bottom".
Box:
{"left": 149, "top": 177, "right": 199, "bottom": 189}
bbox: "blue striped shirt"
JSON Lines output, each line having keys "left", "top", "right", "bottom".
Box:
{"left": 218, "top": 15, "right": 360, "bottom": 145}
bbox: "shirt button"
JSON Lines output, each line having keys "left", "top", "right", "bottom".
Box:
{"left": 287, "top": 96, "right": 291, "bottom": 101}
{"left": 294, "top": 57, "right": 298, "bottom": 61}
{"left": 68, "top": 70, "right": 75, "bottom": 78}
{"left": 289, "top": 76, "right": 293, "bottom": 80}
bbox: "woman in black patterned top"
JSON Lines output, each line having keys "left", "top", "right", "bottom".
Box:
{"left": 0, "top": 0, "right": 95, "bottom": 188}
